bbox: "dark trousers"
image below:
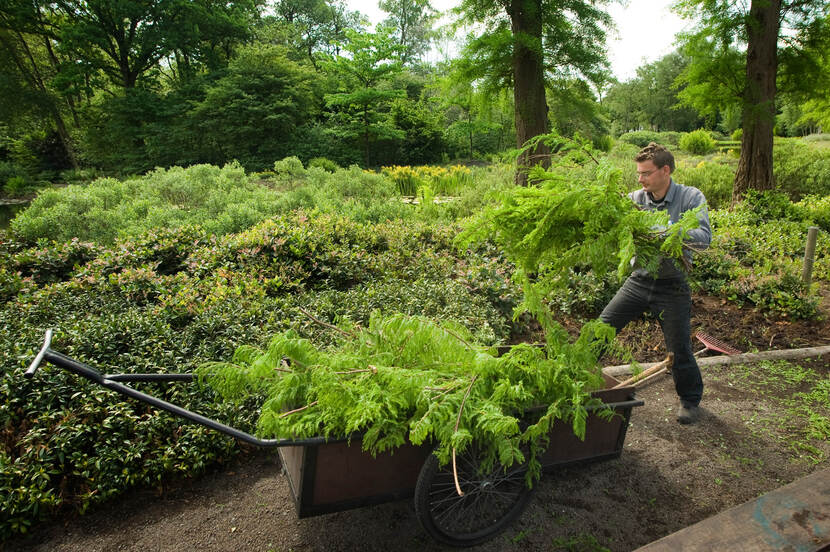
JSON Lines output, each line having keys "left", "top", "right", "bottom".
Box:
{"left": 600, "top": 274, "right": 703, "bottom": 406}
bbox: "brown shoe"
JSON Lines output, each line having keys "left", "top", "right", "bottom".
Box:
{"left": 677, "top": 404, "right": 701, "bottom": 425}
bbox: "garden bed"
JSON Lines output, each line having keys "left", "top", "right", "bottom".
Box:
{"left": 5, "top": 292, "right": 828, "bottom": 552}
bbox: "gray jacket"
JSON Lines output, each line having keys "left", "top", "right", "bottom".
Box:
{"left": 630, "top": 179, "right": 711, "bottom": 280}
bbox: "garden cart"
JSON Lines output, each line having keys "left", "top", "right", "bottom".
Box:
{"left": 25, "top": 329, "right": 643, "bottom": 547}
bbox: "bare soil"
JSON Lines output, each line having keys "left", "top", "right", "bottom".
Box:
{"left": 4, "top": 291, "right": 830, "bottom": 552}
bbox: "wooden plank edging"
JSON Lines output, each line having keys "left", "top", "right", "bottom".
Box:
{"left": 603, "top": 345, "right": 830, "bottom": 378}
{"left": 633, "top": 468, "right": 830, "bottom": 551}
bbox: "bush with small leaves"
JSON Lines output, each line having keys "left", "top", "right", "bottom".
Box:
{"left": 307, "top": 157, "right": 339, "bottom": 173}
{"left": 679, "top": 130, "right": 716, "bottom": 155}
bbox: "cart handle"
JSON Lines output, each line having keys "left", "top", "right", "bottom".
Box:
{"left": 23, "top": 329, "right": 336, "bottom": 448}
{"left": 25, "top": 328, "right": 54, "bottom": 378}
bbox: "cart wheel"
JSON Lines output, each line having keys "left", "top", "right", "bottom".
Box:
{"left": 414, "top": 445, "right": 533, "bottom": 547}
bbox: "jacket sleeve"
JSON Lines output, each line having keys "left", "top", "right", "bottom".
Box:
{"left": 684, "top": 189, "right": 711, "bottom": 250}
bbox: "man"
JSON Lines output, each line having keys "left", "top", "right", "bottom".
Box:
{"left": 600, "top": 142, "right": 711, "bottom": 424}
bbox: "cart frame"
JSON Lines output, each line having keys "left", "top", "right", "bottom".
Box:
{"left": 25, "top": 329, "right": 644, "bottom": 547}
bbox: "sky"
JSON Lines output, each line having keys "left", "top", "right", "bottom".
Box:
{"left": 348, "top": 0, "right": 694, "bottom": 82}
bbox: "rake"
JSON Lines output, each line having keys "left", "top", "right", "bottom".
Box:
{"left": 621, "top": 332, "right": 741, "bottom": 389}
{"left": 695, "top": 331, "right": 742, "bottom": 357}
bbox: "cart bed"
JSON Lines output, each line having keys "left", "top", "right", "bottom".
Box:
{"left": 281, "top": 380, "right": 640, "bottom": 517}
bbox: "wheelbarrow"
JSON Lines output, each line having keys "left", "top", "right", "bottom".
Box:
{"left": 25, "top": 330, "right": 643, "bottom": 547}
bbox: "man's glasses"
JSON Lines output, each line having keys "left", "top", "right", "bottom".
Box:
{"left": 637, "top": 169, "right": 659, "bottom": 178}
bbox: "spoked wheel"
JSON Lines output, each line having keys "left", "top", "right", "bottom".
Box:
{"left": 413, "top": 445, "right": 533, "bottom": 547}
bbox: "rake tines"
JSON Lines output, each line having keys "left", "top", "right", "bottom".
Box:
{"left": 695, "top": 332, "right": 742, "bottom": 356}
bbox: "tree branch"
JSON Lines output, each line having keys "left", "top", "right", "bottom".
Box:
{"left": 297, "top": 306, "right": 355, "bottom": 338}
{"left": 452, "top": 374, "right": 478, "bottom": 496}
{"left": 279, "top": 401, "right": 318, "bottom": 418}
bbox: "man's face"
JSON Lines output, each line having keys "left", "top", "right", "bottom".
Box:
{"left": 636, "top": 160, "right": 671, "bottom": 200}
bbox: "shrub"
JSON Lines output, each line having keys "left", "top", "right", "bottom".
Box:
{"left": 618, "top": 131, "right": 681, "bottom": 148}
{"left": 731, "top": 128, "right": 743, "bottom": 142}
{"left": 773, "top": 138, "right": 830, "bottom": 199}
{"left": 656, "top": 131, "right": 682, "bottom": 146}
{"left": 592, "top": 135, "right": 614, "bottom": 152}
{"left": 273, "top": 156, "right": 306, "bottom": 178}
{"left": 11, "top": 238, "right": 100, "bottom": 285}
{"left": 797, "top": 194, "right": 830, "bottom": 232}
{"left": 695, "top": 207, "right": 828, "bottom": 318}
{"left": 307, "top": 157, "right": 339, "bottom": 173}
{"left": 745, "top": 270, "right": 818, "bottom": 319}
{"left": 679, "top": 130, "right": 716, "bottom": 155}
{"left": 674, "top": 161, "right": 735, "bottom": 210}
{"left": 3, "top": 176, "right": 29, "bottom": 197}
{"left": 10, "top": 163, "right": 287, "bottom": 245}
{"left": 0, "top": 161, "right": 26, "bottom": 186}
{"left": 737, "top": 190, "right": 808, "bottom": 223}
{"left": 618, "top": 131, "right": 663, "bottom": 147}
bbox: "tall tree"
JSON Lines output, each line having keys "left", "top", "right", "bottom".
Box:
{"left": 437, "top": 60, "right": 514, "bottom": 158}
{"left": 379, "top": 0, "right": 437, "bottom": 65}
{"left": 190, "top": 44, "right": 319, "bottom": 169}
{"left": 456, "top": 0, "right": 612, "bottom": 184}
{"left": 1, "top": 0, "right": 261, "bottom": 89}
{"left": 674, "top": 0, "right": 828, "bottom": 202}
{"left": 604, "top": 51, "right": 703, "bottom": 134}
{"left": 0, "top": 26, "right": 78, "bottom": 167}
{"left": 323, "top": 29, "right": 406, "bottom": 166}
{"left": 272, "top": 0, "right": 362, "bottom": 68}
{"left": 165, "top": 0, "right": 263, "bottom": 84}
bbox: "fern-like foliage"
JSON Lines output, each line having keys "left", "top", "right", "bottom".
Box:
{"left": 198, "top": 312, "right": 607, "bottom": 482}
{"left": 199, "top": 137, "right": 700, "bottom": 481}
{"left": 456, "top": 141, "right": 701, "bottom": 332}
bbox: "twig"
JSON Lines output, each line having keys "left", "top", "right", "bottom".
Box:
{"left": 452, "top": 375, "right": 478, "bottom": 497}
{"left": 442, "top": 326, "right": 474, "bottom": 351}
{"left": 278, "top": 401, "right": 318, "bottom": 418}
{"left": 297, "top": 306, "right": 355, "bottom": 338}
{"left": 334, "top": 366, "right": 378, "bottom": 375}
{"left": 424, "top": 381, "right": 464, "bottom": 398}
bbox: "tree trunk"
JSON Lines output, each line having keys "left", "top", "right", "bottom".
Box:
{"left": 733, "top": 0, "right": 780, "bottom": 203}
{"left": 509, "top": 0, "right": 550, "bottom": 186}
{"left": 363, "top": 105, "right": 371, "bottom": 167}
{"left": 468, "top": 109, "right": 473, "bottom": 158}
{"left": 0, "top": 30, "right": 79, "bottom": 169}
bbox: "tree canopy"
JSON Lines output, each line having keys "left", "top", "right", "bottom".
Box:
{"left": 455, "top": 0, "right": 613, "bottom": 183}
{"left": 1, "top": 0, "right": 829, "bottom": 187}
{"left": 673, "top": 0, "right": 829, "bottom": 200}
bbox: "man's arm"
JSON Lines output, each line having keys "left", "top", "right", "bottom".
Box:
{"left": 683, "top": 189, "right": 711, "bottom": 251}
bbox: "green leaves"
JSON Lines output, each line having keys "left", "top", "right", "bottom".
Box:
{"left": 199, "top": 311, "right": 608, "bottom": 475}
{"left": 457, "top": 149, "right": 691, "bottom": 333}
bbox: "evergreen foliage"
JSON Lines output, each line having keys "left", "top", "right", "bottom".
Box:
{"left": 198, "top": 312, "right": 611, "bottom": 482}
{"left": 457, "top": 137, "right": 703, "bottom": 332}
{"left": 198, "top": 135, "right": 704, "bottom": 479}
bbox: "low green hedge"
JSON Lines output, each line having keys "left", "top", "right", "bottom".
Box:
{"left": 0, "top": 215, "right": 523, "bottom": 540}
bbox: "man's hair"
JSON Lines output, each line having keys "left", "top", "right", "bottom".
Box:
{"left": 635, "top": 142, "right": 675, "bottom": 173}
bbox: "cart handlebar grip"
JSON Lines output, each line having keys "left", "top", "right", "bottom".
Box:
{"left": 25, "top": 329, "right": 53, "bottom": 378}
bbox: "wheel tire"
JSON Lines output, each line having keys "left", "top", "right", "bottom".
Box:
{"left": 413, "top": 446, "right": 533, "bottom": 547}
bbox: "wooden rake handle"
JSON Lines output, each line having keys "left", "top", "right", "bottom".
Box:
{"left": 612, "top": 353, "right": 674, "bottom": 389}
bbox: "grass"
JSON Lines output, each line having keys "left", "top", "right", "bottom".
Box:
{"left": 551, "top": 533, "right": 611, "bottom": 552}
{"left": 712, "top": 359, "right": 830, "bottom": 464}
